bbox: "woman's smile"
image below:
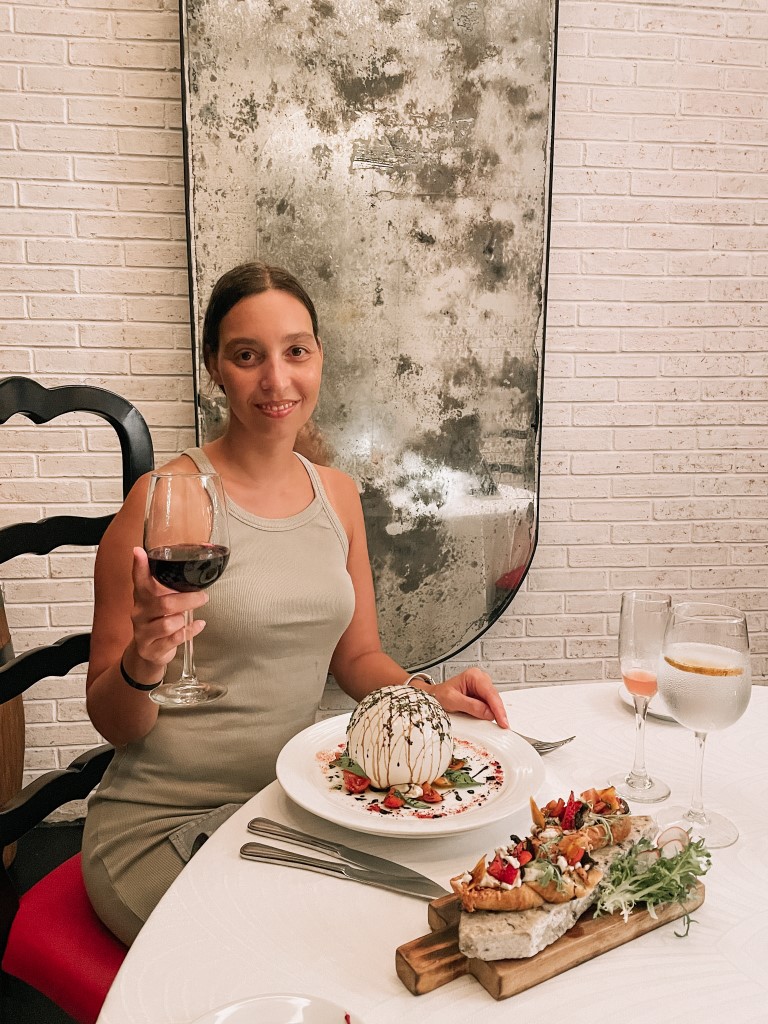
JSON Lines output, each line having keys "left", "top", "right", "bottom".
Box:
{"left": 255, "top": 399, "right": 300, "bottom": 418}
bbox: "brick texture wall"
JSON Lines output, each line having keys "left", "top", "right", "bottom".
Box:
{"left": 441, "top": 0, "right": 768, "bottom": 695}
{"left": 1, "top": 0, "right": 766, "bottom": 796}
{"left": 0, "top": 0, "right": 195, "bottom": 796}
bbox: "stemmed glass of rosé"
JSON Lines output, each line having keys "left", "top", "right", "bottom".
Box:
{"left": 608, "top": 590, "right": 672, "bottom": 803}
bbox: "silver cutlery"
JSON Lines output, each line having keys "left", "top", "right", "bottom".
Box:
{"left": 513, "top": 731, "right": 575, "bottom": 754}
{"left": 247, "top": 817, "right": 436, "bottom": 883}
{"left": 239, "top": 840, "right": 449, "bottom": 900}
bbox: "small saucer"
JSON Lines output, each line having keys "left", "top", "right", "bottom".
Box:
{"left": 191, "top": 993, "right": 365, "bottom": 1024}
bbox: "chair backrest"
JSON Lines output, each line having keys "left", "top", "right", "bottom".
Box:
{"left": 0, "top": 586, "right": 22, "bottom": 871}
{"left": 0, "top": 375, "right": 154, "bottom": 855}
{"left": 0, "top": 376, "right": 154, "bottom": 701}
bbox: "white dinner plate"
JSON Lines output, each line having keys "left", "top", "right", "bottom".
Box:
{"left": 190, "top": 993, "right": 365, "bottom": 1024}
{"left": 617, "top": 685, "right": 676, "bottom": 723}
{"left": 276, "top": 713, "right": 544, "bottom": 838}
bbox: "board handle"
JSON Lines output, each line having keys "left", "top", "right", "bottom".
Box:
{"left": 427, "top": 892, "right": 461, "bottom": 931}
{"left": 395, "top": 924, "right": 468, "bottom": 995}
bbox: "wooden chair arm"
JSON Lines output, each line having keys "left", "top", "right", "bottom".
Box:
{"left": 0, "top": 745, "right": 115, "bottom": 850}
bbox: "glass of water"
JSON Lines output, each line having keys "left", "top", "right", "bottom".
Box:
{"left": 657, "top": 602, "right": 751, "bottom": 848}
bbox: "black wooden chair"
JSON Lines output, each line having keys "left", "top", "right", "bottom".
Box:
{"left": 0, "top": 376, "right": 154, "bottom": 1024}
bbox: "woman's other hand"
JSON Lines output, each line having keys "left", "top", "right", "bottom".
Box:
{"left": 126, "top": 547, "right": 208, "bottom": 678}
{"left": 429, "top": 667, "right": 509, "bottom": 728}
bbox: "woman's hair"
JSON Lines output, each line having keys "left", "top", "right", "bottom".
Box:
{"left": 202, "top": 260, "right": 320, "bottom": 364}
{"left": 202, "top": 260, "right": 331, "bottom": 465}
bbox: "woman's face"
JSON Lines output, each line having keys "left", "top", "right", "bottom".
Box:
{"left": 208, "top": 289, "right": 323, "bottom": 441}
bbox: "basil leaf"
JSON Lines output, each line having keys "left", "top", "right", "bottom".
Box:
{"left": 329, "top": 754, "right": 368, "bottom": 778}
{"left": 444, "top": 768, "right": 478, "bottom": 787}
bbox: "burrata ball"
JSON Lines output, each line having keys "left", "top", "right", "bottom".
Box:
{"left": 346, "top": 684, "right": 453, "bottom": 789}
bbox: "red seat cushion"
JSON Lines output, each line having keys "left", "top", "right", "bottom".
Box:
{"left": 2, "top": 852, "right": 126, "bottom": 1024}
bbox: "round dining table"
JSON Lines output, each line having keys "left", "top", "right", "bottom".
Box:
{"left": 96, "top": 682, "right": 767, "bottom": 1024}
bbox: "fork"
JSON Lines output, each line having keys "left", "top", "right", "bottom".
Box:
{"left": 513, "top": 730, "right": 575, "bottom": 754}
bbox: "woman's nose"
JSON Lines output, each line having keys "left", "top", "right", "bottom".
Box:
{"left": 259, "top": 356, "right": 288, "bottom": 392}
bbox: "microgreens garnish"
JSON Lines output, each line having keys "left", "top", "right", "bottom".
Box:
{"left": 594, "top": 836, "right": 711, "bottom": 931}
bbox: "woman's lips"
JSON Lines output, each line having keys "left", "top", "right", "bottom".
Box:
{"left": 255, "top": 400, "right": 299, "bottom": 418}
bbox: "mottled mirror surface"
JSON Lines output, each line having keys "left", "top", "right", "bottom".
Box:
{"left": 182, "top": 0, "right": 556, "bottom": 668}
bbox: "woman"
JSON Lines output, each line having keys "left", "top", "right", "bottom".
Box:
{"left": 82, "top": 262, "right": 508, "bottom": 945}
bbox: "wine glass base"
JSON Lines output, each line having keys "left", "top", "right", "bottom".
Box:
{"left": 607, "top": 771, "right": 671, "bottom": 804}
{"left": 655, "top": 804, "right": 738, "bottom": 849}
{"left": 149, "top": 682, "right": 227, "bottom": 707}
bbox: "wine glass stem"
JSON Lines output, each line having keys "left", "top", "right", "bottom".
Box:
{"left": 180, "top": 609, "right": 198, "bottom": 685}
{"left": 688, "top": 730, "right": 708, "bottom": 824}
{"left": 629, "top": 695, "right": 651, "bottom": 781}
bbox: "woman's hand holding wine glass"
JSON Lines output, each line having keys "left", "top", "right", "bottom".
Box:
{"left": 127, "top": 546, "right": 209, "bottom": 674}
{"left": 141, "top": 471, "right": 230, "bottom": 707}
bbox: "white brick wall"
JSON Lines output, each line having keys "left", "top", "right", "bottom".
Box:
{"left": 0, "top": 0, "right": 196, "bottom": 799}
{"left": 1, "top": 0, "right": 766, "bottom": 793}
{"left": 459, "top": 0, "right": 768, "bottom": 693}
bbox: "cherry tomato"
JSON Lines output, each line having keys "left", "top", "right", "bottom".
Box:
{"left": 383, "top": 788, "right": 405, "bottom": 809}
{"left": 487, "top": 854, "right": 519, "bottom": 886}
{"left": 420, "top": 782, "right": 444, "bottom": 804}
{"left": 342, "top": 770, "right": 370, "bottom": 794}
{"left": 487, "top": 854, "right": 505, "bottom": 881}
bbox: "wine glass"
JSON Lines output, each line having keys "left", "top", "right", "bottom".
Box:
{"left": 608, "top": 591, "right": 672, "bottom": 803}
{"left": 143, "top": 470, "right": 230, "bottom": 707}
{"left": 656, "top": 602, "right": 751, "bottom": 848}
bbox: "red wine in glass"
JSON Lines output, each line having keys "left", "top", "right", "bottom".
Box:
{"left": 146, "top": 544, "right": 230, "bottom": 592}
{"left": 143, "top": 471, "right": 230, "bottom": 707}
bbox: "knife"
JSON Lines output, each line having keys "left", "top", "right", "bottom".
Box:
{"left": 247, "top": 816, "right": 444, "bottom": 887}
{"left": 239, "top": 841, "right": 448, "bottom": 900}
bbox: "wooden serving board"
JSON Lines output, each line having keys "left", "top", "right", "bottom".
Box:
{"left": 396, "top": 882, "right": 705, "bottom": 1000}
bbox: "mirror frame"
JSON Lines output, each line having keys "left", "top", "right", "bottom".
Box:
{"left": 180, "top": 0, "right": 557, "bottom": 669}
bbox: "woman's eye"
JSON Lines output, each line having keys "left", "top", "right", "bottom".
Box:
{"left": 236, "top": 351, "right": 254, "bottom": 363}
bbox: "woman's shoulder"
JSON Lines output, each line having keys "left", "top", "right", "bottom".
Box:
{"left": 121, "top": 453, "right": 199, "bottom": 509}
{"left": 162, "top": 451, "right": 203, "bottom": 472}
{"left": 312, "top": 463, "right": 363, "bottom": 536}
{"left": 313, "top": 462, "right": 359, "bottom": 499}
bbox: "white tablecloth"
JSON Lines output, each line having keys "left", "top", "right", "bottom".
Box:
{"left": 97, "top": 682, "right": 767, "bottom": 1024}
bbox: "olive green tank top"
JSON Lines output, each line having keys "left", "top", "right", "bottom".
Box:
{"left": 82, "top": 449, "right": 355, "bottom": 925}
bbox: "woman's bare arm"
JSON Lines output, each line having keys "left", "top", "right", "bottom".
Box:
{"left": 321, "top": 468, "right": 508, "bottom": 728}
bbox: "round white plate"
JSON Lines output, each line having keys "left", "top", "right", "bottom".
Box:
{"left": 191, "top": 993, "right": 365, "bottom": 1024}
{"left": 276, "top": 713, "right": 544, "bottom": 838}
{"left": 617, "top": 685, "right": 676, "bottom": 723}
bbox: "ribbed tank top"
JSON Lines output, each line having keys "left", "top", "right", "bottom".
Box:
{"left": 82, "top": 449, "right": 355, "bottom": 923}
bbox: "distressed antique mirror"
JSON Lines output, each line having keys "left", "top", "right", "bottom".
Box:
{"left": 181, "top": 0, "right": 557, "bottom": 669}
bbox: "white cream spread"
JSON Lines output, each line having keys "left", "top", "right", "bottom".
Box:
{"left": 346, "top": 684, "right": 453, "bottom": 789}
